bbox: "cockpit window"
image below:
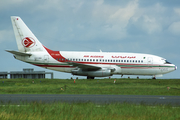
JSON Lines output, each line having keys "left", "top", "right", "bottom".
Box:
{"left": 165, "top": 60, "right": 171, "bottom": 64}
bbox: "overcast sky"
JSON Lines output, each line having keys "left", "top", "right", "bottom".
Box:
{"left": 0, "top": 0, "right": 179, "bottom": 79}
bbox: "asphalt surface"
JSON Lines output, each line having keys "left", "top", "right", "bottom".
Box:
{"left": 0, "top": 94, "right": 180, "bottom": 106}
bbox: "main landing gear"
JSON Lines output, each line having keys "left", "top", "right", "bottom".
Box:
{"left": 87, "top": 76, "right": 95, "bottom": 79}
{"left": 152, "top": 75, "right": 156, "bottom": 79}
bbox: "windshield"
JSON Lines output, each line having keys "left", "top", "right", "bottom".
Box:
{"left": 165, "top": 60, "right": 171, "bottom": 64}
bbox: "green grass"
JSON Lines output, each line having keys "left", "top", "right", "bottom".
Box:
{"left": 0, "top": 102, "right": 180, "bottom": 120}
{"left": 0, "top": 78, "right": 180, "bottom": 95}
{"left": 0, "top": 78, "right": 180, "bottom": 119}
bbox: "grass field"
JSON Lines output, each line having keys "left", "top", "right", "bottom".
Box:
{"left": 0, "top": 78, "right": 180, "bottom": 95}
{"left": 0, "top": 78, "right": 180, "bottom": 119}
{"left": 0, "top": 102, "right": 180, "bottom": 120}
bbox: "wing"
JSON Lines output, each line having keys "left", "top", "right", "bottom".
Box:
{"left": 68, "top": 62, "right": 101, "bottom": 70}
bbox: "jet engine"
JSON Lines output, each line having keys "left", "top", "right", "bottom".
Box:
{"left": 71, "top": 68, "right": 112, "bottom": 77}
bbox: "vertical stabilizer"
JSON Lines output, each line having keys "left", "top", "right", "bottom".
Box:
{"left": 11, "top": 16, "right": 45, "bottom": 52}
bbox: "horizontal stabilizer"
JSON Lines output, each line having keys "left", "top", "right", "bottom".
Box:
{"left": 5, "top": 50, "right": 31, "bottom": 56}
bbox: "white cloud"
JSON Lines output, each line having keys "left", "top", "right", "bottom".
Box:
{"left": 108, "top": 0, "right": 138, "bottom": 27}
{"left": 0, "top": 0, "right": 30, "bottom": 10}
{"left": 153, "top": 3, "right": 166, "bottom": 13}
{"left": 126, "top": 2, "right": 168, "bottom": 35}
{"left": 141, "top": 15, "right": 162, "bottom": 34}
{"left": 33, "top": 0, "right": 85, "bottom": 14}
{"left": 174, "top": 8, "right": 180, "bottom": 15}
{"left": 34, "top": 0, "right": 64, "bottom": 11}
{"left": 95, "top": 0, "right": 104, "bottom": 6}
{"left": 84, "top": 0, "right": 139, "bottom": 41}
{"left": 168, "top": 21, "right": 180, "bottom": 36}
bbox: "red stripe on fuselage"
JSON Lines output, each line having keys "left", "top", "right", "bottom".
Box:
{"left": 43, "top": 46, "right": 66, "bottom": 62}
{"left": 42, "top": 46, "right": 168, "bottom": 68}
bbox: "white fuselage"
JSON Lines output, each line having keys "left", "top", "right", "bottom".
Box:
{"left": 14, "top": 50, "right": 177, "bottom": 77}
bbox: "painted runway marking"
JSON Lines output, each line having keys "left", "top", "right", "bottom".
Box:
{"left": 159, "top": 97, "right": 166, "bottom": 99}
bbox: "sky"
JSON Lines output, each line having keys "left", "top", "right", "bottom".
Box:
{"left": 0, "top": 0, "right": 179, "bottom": 79}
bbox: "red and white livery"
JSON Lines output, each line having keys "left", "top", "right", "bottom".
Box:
{"left": 6, "top": 16, "right": 177, "bottom": 79}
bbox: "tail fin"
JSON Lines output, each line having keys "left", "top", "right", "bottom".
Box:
{"left": 11, "top": 16, "right": 45, "bottom": 52}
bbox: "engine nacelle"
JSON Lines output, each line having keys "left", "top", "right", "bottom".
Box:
{"left": 72, "top": 68, "right": 112, "bottom": 77}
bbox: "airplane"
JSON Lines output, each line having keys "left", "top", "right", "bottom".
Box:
{"left": 6, "top": 16, "right": 177, "bottom": 79}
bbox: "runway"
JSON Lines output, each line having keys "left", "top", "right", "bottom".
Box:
{"left": 0, "top": 94, "right": 180, "bottom": 105}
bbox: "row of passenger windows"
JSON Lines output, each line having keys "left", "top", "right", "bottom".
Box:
{"left": 56, "top": 58, "right": 144, "bottom": 63}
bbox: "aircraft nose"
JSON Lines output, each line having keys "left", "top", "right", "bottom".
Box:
{"left": 175, "top": 66, "right": 177, "bottom": 70}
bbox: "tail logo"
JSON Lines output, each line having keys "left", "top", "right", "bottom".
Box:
{"left": 22, "top": 37, "right": 36, "bottom": 48}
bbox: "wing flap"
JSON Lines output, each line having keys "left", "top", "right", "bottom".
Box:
{"left": 6, "top": 50, "right": 32, "bottom": 56}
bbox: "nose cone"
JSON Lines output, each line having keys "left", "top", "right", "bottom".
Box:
{"left": 169, "top": 64, "right": 177, "bottom": 72}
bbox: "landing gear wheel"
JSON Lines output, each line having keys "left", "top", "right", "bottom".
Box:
{"left": 87, "top": 76, "right": 95, "bottom": 79}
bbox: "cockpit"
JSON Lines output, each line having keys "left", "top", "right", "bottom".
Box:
{"left": 161, "top": 58, "right": 172, "bottom": 64}
{"left": 161, "top": 58, "right": 177, "bottom": 71}
{"left": 164, "top": 60, "right": 171, "bottom": 64}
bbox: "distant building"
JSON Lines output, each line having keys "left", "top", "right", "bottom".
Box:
{"left": 0, "top": 69, "right": 53, "bottom": 79}
{"left": 0, "top": 72, "right": 8, "bottom": 79}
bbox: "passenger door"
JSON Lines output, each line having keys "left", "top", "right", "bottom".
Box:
{"left": 147, "top": 57, "right": 153, "bottom": 67}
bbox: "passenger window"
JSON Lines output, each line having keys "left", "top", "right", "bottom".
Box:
{"left": 93, "top": 59, "right": 95, "bottom": 61}
{"left": 121, "top": 60, "right": 123, "bottom": 62}
{"left": 96, "top": 59, "right": 98, "bottom": 62}
{"left": 135, "top": 60, "right": 137, "bottom": 63}
{"left": 130, "top": 60, "right": 131, "bottom": 62}
{"left": 113, "top": 60, "right": 115, "bottom": 62}
{"left": 111, "top": 60, "right": 113, "bottom": 62}
{"left": 56, "top": 58, "right": 58, "bottom": 61}
{"left": 105, "top": 60, "right": 107, "bottom": 62}
{"left": 59, "top": 58, "right": 61, "bottom": 61}
{"left": 138, "top": 60, "right": 140, "bottom": 63}
{"left": 133, "top": 60, "right": 134, "bottom": 62}
{"left": 127, "top": 60, "right": 129, "bottom": 62}
{"left": 87, "top": 59, "right": 89, "bottom": 61}
{"left": 124, "top": 60, "right": 126, "bottom": 62}
{"left": 81, "top": 59, "right": 83, "bottom": 61}
{"left": 90, "top": 59, "right": 92, "bottom": 61}
{"left": 84, "top": 59, "right": 86, "bottom": 61}
{"left": 141, "top": 60, "right": 143, "bottom": 63}
{"left": 108, "top": 60, "right": 110, "bottom": 62}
